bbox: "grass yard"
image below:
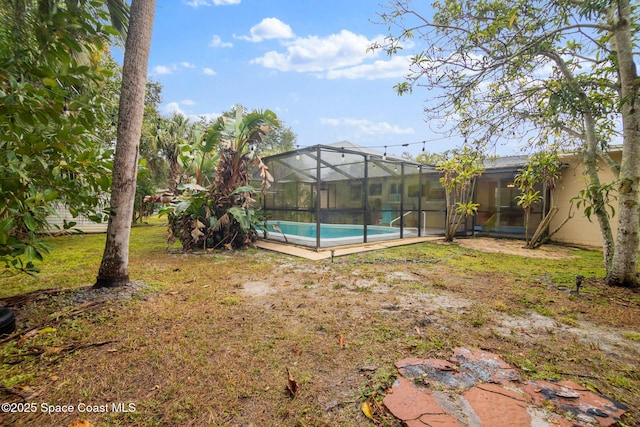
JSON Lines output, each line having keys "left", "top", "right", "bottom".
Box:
{"left": 1, "top": 218, "right": 639, "bottom": 426}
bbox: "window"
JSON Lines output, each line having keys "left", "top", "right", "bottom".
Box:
{"left": 350, "top": 184, "right": 362, "bottom": 201}
{"left": 390, "top": 183, "right": 403, "bottom": 195}
{"left": 369, "top": 183, "right": 382, "bottom": 196}
{"left": 408, "top": 184, "right": 428, "bottom": 197}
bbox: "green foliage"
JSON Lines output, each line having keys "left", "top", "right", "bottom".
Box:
{"left": 436, "top": 145, "right": 484, "bottom": 241}
{"left": 515, "top": 191, "right": 542, "bottom": 211}
{"left": 258, "top": 125, "right": 297, "bottom": 157}
{"left": 415, "top": 151, "right": 445, "bottom": 165}
{"left": 514, "top": 151, "right": 563, "bottom": 247}
{"left": 162, "top": 106, "right": 280, "bottom": 251}
{"left": 573, "top": 181, "right": 617, "bottom": 221}
{"left": 373, "top": 0, "right": 640, "bottom": 284}
{"left": 0, "top": 1, "right": 120, "bottom": 276}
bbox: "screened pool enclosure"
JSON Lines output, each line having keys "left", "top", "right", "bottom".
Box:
{"left": 253, "top": 143, "right": 447, "bottom": 249}
{"left": 252, "top": 143, "right": 546, "bottom": 250}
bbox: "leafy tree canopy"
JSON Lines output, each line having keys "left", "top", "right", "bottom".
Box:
{"left": 0, "top": 0, "right": 122, "bottom": 276}
{"left": 373, "top": 0, "right": 639, "bottom": 286}
{"left": 372, "top": 0, "right": 634, "bottom": 153}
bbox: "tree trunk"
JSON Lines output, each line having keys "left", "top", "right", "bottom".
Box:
{"left": 582, "top": 132, "right": 616, "bottom": 273}
{"left": 168, "top": 157, "right": 181, "bottom": 194}
{"left": 608, "top": 0, "right": 639, "bottom": 287}
{"left": 543, "top": 50, "right": 618, "bottom": 276}
{"left": 523, "top": 208, "right": 530, "bottom": 247}
{"left": 95, "top": 0, "right": 155, "bottom": 288}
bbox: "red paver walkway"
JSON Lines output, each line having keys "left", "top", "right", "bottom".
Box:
{"left": 383, "top": 348, "right": 628, "bottom": 426}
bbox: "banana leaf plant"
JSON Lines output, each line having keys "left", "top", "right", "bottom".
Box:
{"left": 161, "top": 106, "right": 278, "bottom": 250}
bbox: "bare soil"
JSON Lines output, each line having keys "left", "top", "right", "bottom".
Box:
{"left": 455, "top": 237, "right": 580, "bottom": 259}
{"left": 1, "top": 233, "right": 638, "bottom": 427}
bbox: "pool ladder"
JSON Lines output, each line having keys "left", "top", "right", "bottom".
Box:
{"left": 389, "top": 211, "right": 427, "bottom": 235}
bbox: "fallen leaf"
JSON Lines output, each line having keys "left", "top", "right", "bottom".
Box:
{"left": 46, "top": 346, "right": 70, "bottom": 354}
{"left": 17, "top": 329, "right": 39, "bottom": 345}
{"left": 285, "top": 368, "right": 299, "bottom": 397}
{"left": 361, "top": 401, "right": 373, "bottom": 420}
{"left": 190, "top": 227, "right": 205, "bottom": 240}
{"left": 50, "top": 375, "right": 59, "bottom": 381}
{"left": 68, "top": 420, "right": 94, "bottom": 427}
{"left": 38, "top": 327, "right": 57, "bottom": 335}
{"left": 280, "top": 281, "right": 291, "bottom": 286}
{"left": 338, "top": 334, "right": 345, "bottom": 347}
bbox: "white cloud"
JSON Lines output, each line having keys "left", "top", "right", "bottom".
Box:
{"left": 320, "top": 117, "right": 414, "bottom": 136}
{"left": 203, "top": 68, "right": 217, "bottom": 76}
{"left": 163, "top": 102, "right": 220, "bottom": 123}
{"left": 251, "top": 30, "right": 376, "bottom": 73}
{"left": 249, "top": 29, "right": 413, "bottom": 80}
{"left": 180, "top": 99, "right": 196, "bottom": 106}
{"left": 185, "top": 0, "right": 241, "bottom": 7}
{"left": 209, "top": 35, "right": 233, "bottom": 48}
{"left": 152, "top": 63, "right": 198, "bottom": 75}
{"left": 164, "top": 102, "right": 185, "bottom": 116}
{"left": 325, "top": 55, "right": 412, "bottom": 80}
{"left": 153, "top": 65, "right": 173, "bottom": 75}
{"left": 237, "top": 17, "right": 295, "bottom": 42}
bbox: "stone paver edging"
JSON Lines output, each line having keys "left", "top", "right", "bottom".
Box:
{"left": 383, "top": 348, "right": 628, "bottom": 426}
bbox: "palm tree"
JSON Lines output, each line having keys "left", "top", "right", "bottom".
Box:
{"left": 95, "top": 0, "right": 155, "bottom": 288}
{"left": 104, "top": 0, "right": 130, "bottom": 39}
{"left": 157, "top": 113, "right": 190, "bottom": 193}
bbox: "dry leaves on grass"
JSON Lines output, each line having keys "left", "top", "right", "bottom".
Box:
{"left": 286, "top": 368, "right": 299, "bottom": 398}
{"left": 68, "top": 420, "right": 94, "bottom": 427}
{"left": 5, "top": 340, "right": 118, "bottom": 364}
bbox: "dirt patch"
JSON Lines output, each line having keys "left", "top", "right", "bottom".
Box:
{"left": 455, "top": 237, "right": 578, "bottom": 259}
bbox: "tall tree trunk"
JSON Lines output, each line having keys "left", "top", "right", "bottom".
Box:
{"left": 543, "top": 50, "right": 617, "bottom": 273}
{"left": 608, "top": 0, "right": 639, "bottom": 287}
{"left": 95, "top": 0, "right": 155, "bottom": 288}
{"left": 168, "top": 157, "right": 181, "bottom": 194}
{"left": 583, "top": 133, "right": 616, "bottom": 273}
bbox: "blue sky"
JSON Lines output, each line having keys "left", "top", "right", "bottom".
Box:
{"left": 141, "top": 0, "right": 461, "bottom": 158}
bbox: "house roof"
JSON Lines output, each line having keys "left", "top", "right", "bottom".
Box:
{"left": 483, "top": 155, "right": 529, "bottom": 171}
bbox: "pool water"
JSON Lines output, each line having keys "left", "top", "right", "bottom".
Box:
{"left": 265, "top": 221, "right": 397, "bottom": 239}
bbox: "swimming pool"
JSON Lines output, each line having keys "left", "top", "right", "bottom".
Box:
{"left": 260, "top": 220, "right": 416, "bottom": 248}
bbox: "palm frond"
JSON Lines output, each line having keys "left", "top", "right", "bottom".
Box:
{"left": 105, "top": 0, "right": 130, "bottom": 40}
{"left": 213, "top": 212, "right": 229, "bottom": 232}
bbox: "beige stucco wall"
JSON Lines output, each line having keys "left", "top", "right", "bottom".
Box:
{"left": 550, "top": 152, "right": 622, "bottom": 248}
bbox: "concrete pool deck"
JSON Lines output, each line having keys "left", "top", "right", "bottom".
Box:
{"left": 254, "top": 236, "right": 441, "bottom": 260}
